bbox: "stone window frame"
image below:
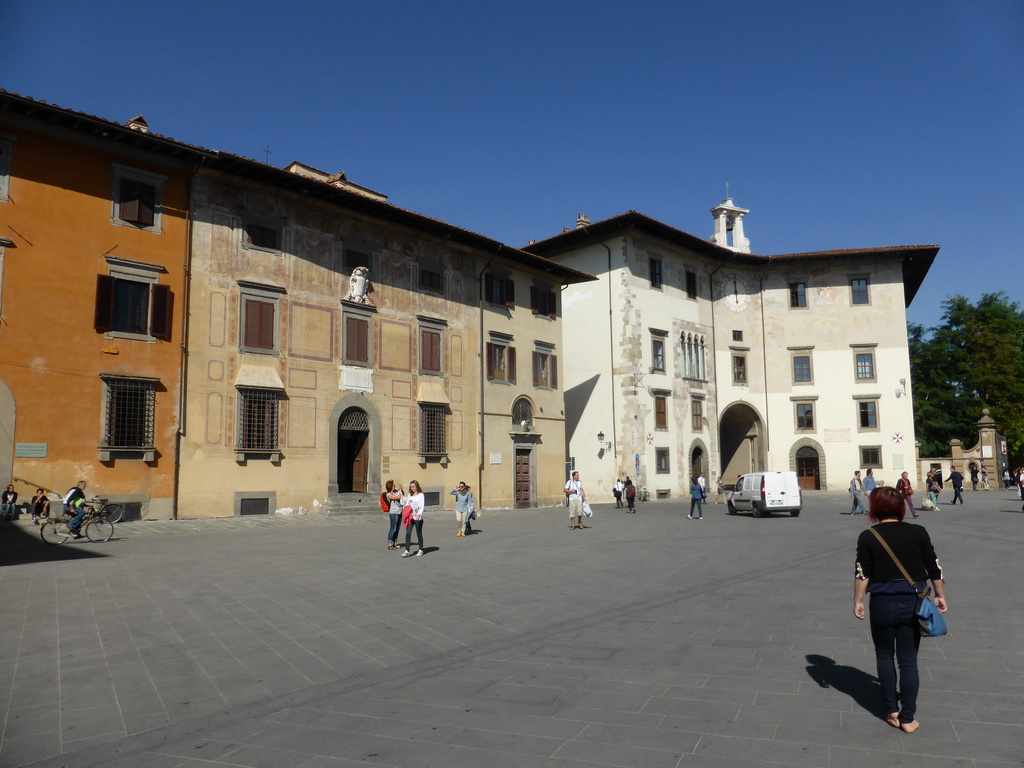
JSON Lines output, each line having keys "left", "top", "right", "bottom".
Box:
{"left": 691, "top": 396, "right": 704, "bottom": 432}
{"left": 684, "top": 268, "right": 698, "bottom": 300}
{"left": 98, "top": 374, "right": 159, "bottom": 462}
{"left": 532, "top": 342, "right": 558, "bottom": 390}
{"left": 653, "top": 393, "right": 668, "bottom": 431}
{"left": 486, "top": 332, "right": 516, "bottom": 384}
{"left": 793, "top": 399, "right": 816, "bottom": 432}
{"left": 418, "top": 315, "right": 447, "bottom": 376}
{"left": 111, "top": 163, "right": 166, "bottom": 233}
{"left": 239, "top": 280, "right": 286, "bottom": 356}
{"left": 341, "top": 301, "right": 376, "bottom": 367}
{"left": 649, "top": 256, "right": 663, "bottom": 290}
{"left": 851, "top": 343, "right": 878, "bottom": 383}
{"left": 850, "top": 275, "right": 871, "bottom": 306}
{"left": 650, "top": 329, "right": 667, "bottom": 373}
{"left": 789, "top": 281, "right": 808, "bottom": 309}
{"left": 655, "top": 447, "right": 670, "bottom": 474}
{"left": 241, "top": 216, "right": 283, "bottom": 254}
{"left": 860, "top": 445, "right": 883, "bottom": 468}
{"left": 484, "top": 269, "right": 516, "bottom": 308}
{"left": 732, "top": 353, "right": 747, "bottom": 385}
{"left": 790, "top": 347, "right": 814, "bottom": 385}
{"left": 96, "top": 256, "right": 171, "bottom": 342}
{"left": 854, "top": 394, "right": 881, "bottom": 432}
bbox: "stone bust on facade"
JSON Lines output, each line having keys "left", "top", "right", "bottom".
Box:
{"left": 343, "top": 266, "right": 373, "bottom": 304}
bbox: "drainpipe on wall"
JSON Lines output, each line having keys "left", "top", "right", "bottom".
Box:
{"left": 477, "top": 249, "right": 499, "bottom": 507}
{"left": 758, "top": 274, "right": 769, "bottom": 468}
{"left": 172, "top": 159, "right": 204, "bottom": 520}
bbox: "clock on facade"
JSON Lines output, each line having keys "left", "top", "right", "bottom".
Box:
{"left": 719, "top": 273, "right": 751, "bottom": 312}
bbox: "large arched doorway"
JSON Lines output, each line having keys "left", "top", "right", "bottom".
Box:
{"left": 337, "top": 408, "right": 369, "bottom": 492}
{"left": 789, "top": 437, "right": 827, "bottom": 491}
{"left": 718, "top": 403, "right": 765, "bottom": 482}
{"left": 689, "top": 440, "right": 708, "bottom": 482}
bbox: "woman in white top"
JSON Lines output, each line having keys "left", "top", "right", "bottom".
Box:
{"left": 402, "top": 480, "right": 426, "bottom": 557}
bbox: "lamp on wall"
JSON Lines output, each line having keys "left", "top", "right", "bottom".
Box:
{"left": 896, "top": 378, "right": 907, "bottom": 398}
{"left": 597, "top": 431, "right": 612, "bottom": 450}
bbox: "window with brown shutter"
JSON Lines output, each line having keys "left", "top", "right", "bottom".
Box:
{"left": 344, "top": 316, "right": 369, "bottom": 365}
{"left": 420, "top": 328, "right": 442, "bottom": 373}
{"left": 654, "top": 396, "right": 667, "bottom": 430}
{"left": 243, "top": 299, "right": 275, "bottom": 351}
{"left": 149, "top": 284, "right": 172, "bottom": 341}
{"left": 95, "top": 274, "right": 172, "bottom": 340}
{"left": 486, "top": 343, "right": 516, "bottom": 383}
{"left": 118, "top": 178, "right": 156, "bottom": 227}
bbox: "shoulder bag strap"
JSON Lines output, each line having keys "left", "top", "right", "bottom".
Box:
{"left": 868, "top": 527, "right": 926, "bottom": 597}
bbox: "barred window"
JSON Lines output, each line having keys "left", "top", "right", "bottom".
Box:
{"left": 419, "top": 403, "right": 447, "bottom": 455}
{"left": 103, "top": 377, "right": 156, "bottom": 448}
{"left": 512, "top": 397, "right": 533, "bottom": 428}
{"left": 238, "top": 388, "right": 279, "bottom": 450}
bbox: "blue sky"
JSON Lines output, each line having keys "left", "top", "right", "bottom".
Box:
{"left": 3, "top": 1, "right": 1021, "bottom": 328}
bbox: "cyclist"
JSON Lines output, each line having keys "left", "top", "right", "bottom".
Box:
{"left": 63, "top": 480, "right": 88, "bottom": 538}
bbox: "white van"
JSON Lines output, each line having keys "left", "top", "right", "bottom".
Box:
{"left": 727, "top": 471, "right": 802, "bottom": 517}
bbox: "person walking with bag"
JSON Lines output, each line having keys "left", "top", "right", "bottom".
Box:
{"left": 613, "top": 478, "right": 624, "bottom": 508}
{"left": 401, "top": 480, "right": 426, "bottom": 557}
{"left": 896, "top": 471, "right": 918, "bottom": 518}
{"left": 688, "top": 476, "right": 706, "bottom": 519}
{"left": 849, "top": 471, "right": 868, "bottom": 515}
{"left": 853, "top": 486, "right": 947, "bottom": 734}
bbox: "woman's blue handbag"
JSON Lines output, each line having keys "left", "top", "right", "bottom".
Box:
{"left": 917, "top": 596, "right": 947, "bottom": 637}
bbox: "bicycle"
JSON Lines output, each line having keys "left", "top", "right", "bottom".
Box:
{"left": 39, "top": 500, "right": 116, "bottom": 544}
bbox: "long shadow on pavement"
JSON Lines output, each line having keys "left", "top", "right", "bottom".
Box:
{"left": 0, "top": 520, "right": 110, "bottom": 565}
{"left": 805, "top": 653, "right": 883, "bottom": 719}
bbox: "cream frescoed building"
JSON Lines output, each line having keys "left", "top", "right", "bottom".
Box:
{"left": 524, "top": 204, "right": 938, "bottom": 499}
{"left": 178, "top": 158, "right": 591, "bottom": 518}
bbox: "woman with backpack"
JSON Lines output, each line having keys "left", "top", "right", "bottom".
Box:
{"left": 381, "top": 480, "right": 404, "bottom": 550}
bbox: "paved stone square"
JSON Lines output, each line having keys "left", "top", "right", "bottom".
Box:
{"left": 1, "top": 487, "right": 1022, "bottom": 767}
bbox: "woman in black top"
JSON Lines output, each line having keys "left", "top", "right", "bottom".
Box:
{"left": 854, "top": 486, "right": 947, "bottom": 734}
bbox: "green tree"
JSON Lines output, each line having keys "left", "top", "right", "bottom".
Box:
{"left": 910, "top": 293, "right": 1024, "bottom": 460}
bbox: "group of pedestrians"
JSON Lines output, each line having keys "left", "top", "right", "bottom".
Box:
{"left": 611, "top": 475, "right": 638, "bottom": 514}
{"left": 380, "top": 479, "right": 478, "bottom": 556}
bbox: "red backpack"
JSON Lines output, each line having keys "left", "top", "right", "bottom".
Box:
{"left": 380, "top": 493, "right": 390, "bottom": 512}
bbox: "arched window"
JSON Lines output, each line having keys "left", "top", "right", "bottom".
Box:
{"left": 512, "top": 397, "right": 533, "bottom": 429}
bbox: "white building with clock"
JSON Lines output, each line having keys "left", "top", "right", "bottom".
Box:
{"left": 523, "top": 202, "right": 938, "bottom": 499}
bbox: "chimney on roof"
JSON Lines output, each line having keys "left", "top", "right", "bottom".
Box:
{"left": 126, "top": 115, "right": 149, "bottom": 133}
{"left": 710, "top": 198, "right": 750, "bottom": 253}
{"left": 576, "top": 213, "right": 591, "bottom": 229}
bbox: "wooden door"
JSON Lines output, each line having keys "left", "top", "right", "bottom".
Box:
{"left": 796, "top": 448, "right": 820, "bottom": 491}
{"left": 351, "top": 432, "right": 368, "bottom": 492}
{"left": 515, "top": 449, "right": 531, "bottom": 508}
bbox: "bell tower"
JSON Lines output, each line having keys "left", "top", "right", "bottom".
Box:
{"left": 710, "top": 198, "right": 750, "bottom": 253}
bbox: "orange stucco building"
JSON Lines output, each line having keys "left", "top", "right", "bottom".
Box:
{"left": 0, "top": 92, "right": 204, "bottom": 518}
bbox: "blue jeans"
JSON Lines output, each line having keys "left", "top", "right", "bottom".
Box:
{"left": 869, "top": 595, "right": 921, "bottom": 723}
{"left": 387, "top": 513, "right": 401, "bottom": 544}
{"left": 66, "top": 503, "right": 87, "bottom": 531}
{"left": 1, "top": 503, "right": 16, "bottom": 520}
{"left": 850, "top": 492, "right": 867, "bottom": 514}
{"left": 689, "top": 497, "right": 703, "bottom": 518}
{"left": 404, "top": 519, "right": 424, "bottom": 552}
